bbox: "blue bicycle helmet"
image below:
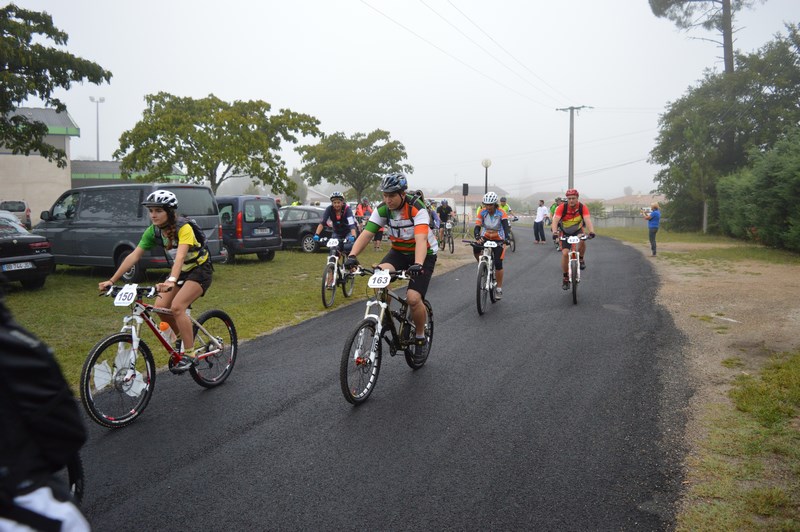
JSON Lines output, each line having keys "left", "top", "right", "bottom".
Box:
{"left": 380, "top": 172, "right": 408, "bottom": 193}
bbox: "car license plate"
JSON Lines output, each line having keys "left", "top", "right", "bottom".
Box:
{"left": 253, "top": 228, "right": 272, "bottom": 235}
{"left": 2, "top": 261, "right": 34, "bottom": 271}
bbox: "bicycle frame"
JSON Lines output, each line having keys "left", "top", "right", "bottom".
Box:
{"left": 359, "top": 269, "right": 412, "bottom": 355}
{"left": 561, "top": 234, "right": 587, "bottom": 284}
{"left": 107, "top": 287, "right": 224, "bottom": 366}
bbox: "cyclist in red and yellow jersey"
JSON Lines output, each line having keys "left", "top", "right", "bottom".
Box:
{"left": 551, "top": 188, "right": 595, "bottom": 290}
{"left": 345, "top": 173, "right": 438, "bottom": 363}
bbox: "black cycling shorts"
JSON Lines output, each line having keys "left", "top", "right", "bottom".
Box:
{"left": 379, "top": 248, "right": 437, "bottom": 299}
{"left": 176, "top": 260, "right": 213, "bottom": 296}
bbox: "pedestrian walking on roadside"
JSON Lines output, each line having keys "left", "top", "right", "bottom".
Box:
{"left": 643, "top": 202, "right": 660, "bottom": 256}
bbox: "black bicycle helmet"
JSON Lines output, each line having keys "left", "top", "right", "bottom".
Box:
{"left": 380, "top": 172, "right": 408, "bottom": 193}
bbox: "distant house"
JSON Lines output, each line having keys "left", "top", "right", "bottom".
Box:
{"left": 437, "top": 184, "right": 511, "bottom": 217}
{"left": 1, "top": 107, "right": 80, "bottom": 223}
{"left": 603, "top": 193, "right": 666, "bottom": 214}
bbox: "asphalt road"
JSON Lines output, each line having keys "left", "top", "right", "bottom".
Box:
{"left": 79, "top": 227, "right": 691, "bottom": 531}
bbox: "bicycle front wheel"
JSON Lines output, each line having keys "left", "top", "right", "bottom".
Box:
{"left": 509, "top": 231, "right": 516, "bottom": 252}
{"left": 341, "top": 267, "right": 355, "bottom": 298}
{"left": 489, "top": 266, "right": 497, "bottom": 303}
{"left": 340, "top": 318, "right": 382, "bottom": 405}
{"left": 190, "top": 309, "right": 238, "bottom": 388}
{"left": 571, "top": 260, "right": 579, "bottom": 305}
{"left": 322, "top": 262, "right": 337, "bottom": 308}
{"left": 447, "top": 233, "right": 454, "bottom": 254}
{"left": 404, "top": 300, "right": 434, "bottom": 369}
{"left": 476, "top": 262, "right": 489, "bottom": 315}
{"left": 80, "top": 332, "right": 156, "bottom": 429}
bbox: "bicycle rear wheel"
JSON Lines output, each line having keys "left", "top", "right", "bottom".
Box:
{"left": 476, "top": 262, "right": 489, "bottom": 315}
{"left": 321, "top": 262, "right": 336, "bottom": 308}
{"left": 404, "top": 300, "right": 434, "bottom": 369}
{"left": 190, "top": 309, "right": 238, "bottom": 388}
{"left": 341, "top": 267, "right": 355, "bottom": 298}
{"left": 340, "top": 318, "right": 381, "bottom": 404}
{"left": 54, "top": 452, "right": 84, "bottom": 507}
{"left": 571, "top": 260, "right": 579, "bottom": 305}
{"left": 489, "top": 266, "right": 497, "bottom": 303}
{"left": 80, "top": 333, "right": 156, "bottom": 429}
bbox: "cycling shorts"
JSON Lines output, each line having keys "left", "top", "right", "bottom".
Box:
{"left": 176, "top": 260, "right": 213, "bottom": 296}
{"left": 379, "top": 248, "right": 437, "bottom": 299}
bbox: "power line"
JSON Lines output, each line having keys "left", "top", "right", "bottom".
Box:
{"left": 360, "top": 0, "right": 552, "bottom": 107}
{"left": 419, "top": 0, "right": 561, "bottom": 105}
{"left": 447, "top": 0, "right": 574, "bottom": 104}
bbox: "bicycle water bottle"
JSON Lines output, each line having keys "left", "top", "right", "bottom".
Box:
{"left": 159, "top": 321, "right": 176, "bottom": 343}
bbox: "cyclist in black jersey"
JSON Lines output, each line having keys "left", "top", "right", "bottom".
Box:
{"left": 313, "top": 191, "right": 358, "bottom": 253}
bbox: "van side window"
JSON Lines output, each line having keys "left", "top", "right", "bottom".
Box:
{"left": 79, "top": 189, "right": 140, "bottom": 221}
{"left": 243, "top": 200, "right": 276, "bottom": 223}
{"left": 52, "top": 192, "right": 80, "bottom": 220}
{"left": 219, "top": 205, "right": 234, "bottom": 225}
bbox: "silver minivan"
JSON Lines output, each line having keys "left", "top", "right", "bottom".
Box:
{"left": 34, "top": 183, "right": 224, "bottom": 282}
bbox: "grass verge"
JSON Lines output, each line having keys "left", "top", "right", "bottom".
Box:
{"left": 678, "top": 350, "right": 800, "bottom": 530}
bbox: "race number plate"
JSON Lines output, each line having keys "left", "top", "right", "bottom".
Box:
{"left": 445, "top": 222, "right": 452, "bottom": 229}
{"left": 327, "top": 238, "right": 339, "bottom": 248}
{"left": 484, "top": 240, "right": 498, "bottom": 248}
{"left": 567, "top": 236, "right": 581, "bottom": 244}
{"left": 114, "top": 284, "right": 138, "bottom": 306}
{"left": 367, "top": 270, "right": 391, "bottom": 288}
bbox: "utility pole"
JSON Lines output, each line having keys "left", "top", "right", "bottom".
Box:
{"left": 556, "top": 105, "right": 592, "bottom": 189}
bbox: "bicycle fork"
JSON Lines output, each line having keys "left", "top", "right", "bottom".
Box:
{"left": 568, "top": 250, "right": 581, "bottom": 284}
{"left": 110, "top": 315, "right": 147, "bottom": 396}
{"left": 355, "top": 298, "right": 387, "bottom": 366}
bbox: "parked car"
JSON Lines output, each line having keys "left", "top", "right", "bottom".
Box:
{"left": 33, "top": 183, "right": 225, "bottom": 282}
{"left": 215, "top": 195, "right": 282, "bottom": 263}
{"left": 0, "top": 200, "right": 32, "bottom": 229}
{"left": 279, "top": 206, "right": 331, "bottom": 252}
{"left": 0, "top": 217, "right": 54, "bottom": 289}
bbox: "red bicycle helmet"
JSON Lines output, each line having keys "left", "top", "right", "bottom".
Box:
{"left": 565, "top": 189, "right": 579, "bottom": 197}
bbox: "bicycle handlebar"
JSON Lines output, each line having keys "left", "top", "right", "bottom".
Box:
{"left": 101, "top": 285, "right": 160, "bottom": 298}
{"left": 353, "top": 266, "right": 411, "bottom": 281}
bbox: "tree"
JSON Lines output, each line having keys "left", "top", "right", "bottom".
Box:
{"left": 287, "top": 168, "right": 307, "bottom": 203}
{"left": 648, "top": 0, "right": 763, "bottom": 74}
{"left": 114, "top": 92, "right": 320, "bottom": 194}
{"left": 297, "top": 129, "right": 413, "bottom": 202}
{"left": 651, "top": 25, "right": 800, "bottom": 231}
{"left": 623, "top": 186, "right": 634, "bottom": 196}
{"left": 0, "top": 4, "right": 112, "bottom": 167}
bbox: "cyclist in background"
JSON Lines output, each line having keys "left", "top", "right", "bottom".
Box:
{"left": 474, "top": 192, "right": 511, "bottom": 299}
{"left": 427, "top": 200, "right": 441, "bottom": 234}
{"left": 549, "top": 197, "right": 562, "bottom": 250}
{"left": 98, "top": 190, "right": 213, "bottom": 371}
{"left": 498, "top": 197, "right": 517, "bottom": 219}
{"left": 355, "top": 197, "right": 373, "bottom": 231}
{"left": 313, "top": 191, "right": 358, "bottom": 253}
{"left": 551, "top": 189, "right": 595, "bottom": 290}
{"left": 345, "top": 173, "right": 437, "bottom": 362}
{"left": 436, "top": 199, "right": 454, "bottom": 243}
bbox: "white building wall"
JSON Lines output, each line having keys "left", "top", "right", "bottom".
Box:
{"left": 0, "top": 135, "right": 72, "bottom": 226}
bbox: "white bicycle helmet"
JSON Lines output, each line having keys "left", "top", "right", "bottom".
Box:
{"left": 142, "top": 190, "right": 178, "bottom": 209}
{"left": 482, "top": 192, "right": 498, "bottom": 205}
{"left": 330, "top": 191, "right": 344, "bottom": 201}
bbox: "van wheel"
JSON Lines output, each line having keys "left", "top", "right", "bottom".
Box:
{"left": 221, "top": 244, "right": 234, "bottom": 264}
{"left": 257, "top": 250, "right": 275, "bottom": 261}
{"left": 301, "top": 234, "right": 319, "bottom": 253}
{"left": 117, "top": 249, "right": 145, "bottom": 283}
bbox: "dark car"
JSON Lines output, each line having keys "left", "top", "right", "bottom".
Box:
{"left": 279, "top": 206, "right": 331, "bottom": 252}
{"left": 216, "top": 195, "right": 282, "bottom": 263}
{"left": 0, "top": 217, "right": 54, "bottom": 289}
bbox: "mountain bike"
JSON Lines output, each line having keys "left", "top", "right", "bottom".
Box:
{"left": 80, "top": 284, "right": 238, "bottom": 428}
{"left": 442, "top": 221, "right": 455, "bottom": 253}
{"left": 560, "top": 233, "right": 589, "bottom": 305}
{"left": 465, "top": 240, "right": 500, "bottom": 315}
{"left": 321, "top": 237, "right": 355, "bottom": 308}
{"left": 340, "top": 267, "right": 434, "bottom": 405}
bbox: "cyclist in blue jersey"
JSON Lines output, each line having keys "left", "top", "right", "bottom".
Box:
{"left": 474, "top": 192, "right": 511, "bottom": 299}
{"left": 313, "top": 191, "right": 358, "bottom": 253}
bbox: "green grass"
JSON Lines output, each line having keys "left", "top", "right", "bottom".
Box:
{"left": 602, "top": 227, "right": 800, "bottom": 265}
{"left": 2, "top": 245, "right": 410, "bottom": 389}
{"left": 678, "top": 350, "right": 800, "bottom": 530}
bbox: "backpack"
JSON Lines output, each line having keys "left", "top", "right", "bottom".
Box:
{"left": 153, "top": 216, "right": 208, "bottom": 265}
{"left": 405, "top": 192, "right": 436, "bottom": 229}
{"left": 557, "top": 201, "right": 586, "bottom": 235}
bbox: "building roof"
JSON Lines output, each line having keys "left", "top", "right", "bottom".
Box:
{"left": 9, "top": 107, "right": 80, "bottom": 136}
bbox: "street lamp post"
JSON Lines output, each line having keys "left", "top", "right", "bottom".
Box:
{"left": 481, "top": 159, "right": 491, "bottom": 194}
{"left": 89, "top": 96, "right": 105, "bottom": 161}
